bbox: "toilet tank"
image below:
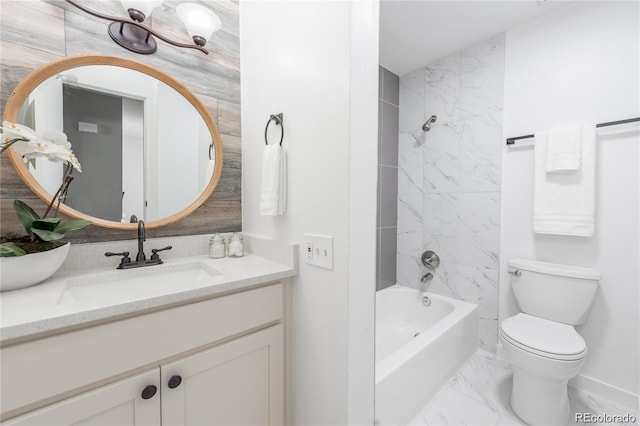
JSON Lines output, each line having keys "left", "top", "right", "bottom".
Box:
{"left": 508, "top": 258, "right": 600, "bottom": 325}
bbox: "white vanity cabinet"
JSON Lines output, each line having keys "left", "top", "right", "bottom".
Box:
{"left": 161, "top": 324, "right": 283, "bottom": 425}
{"left": 4, "top": 369, "right": 161, "bottom": 425}
{"left": 0, "top": 282, "right": 289, "bottom": 425}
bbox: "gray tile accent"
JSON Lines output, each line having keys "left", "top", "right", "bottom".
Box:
{"left": 376, "top": 228, "right": 382, "bottom": 290}
{"left": 379, "top": 227, "right": 397, "bottom": 290}
{"left": 377, "top": 66, "right": 400, "bottom": 292}
{"left": 381, "top": 102, "right": 399, "bottom": 167}
{"left": 378, "top": 66, "right": 384, "bottom": 100}
{"left": 382, "top": 68, "right": 400, "bottom": 106}
{"left": 379, "top": 166, "right": 398, "bottom": 228}
{"left": 378, "top": 100, "right": 384, "bottom": 163}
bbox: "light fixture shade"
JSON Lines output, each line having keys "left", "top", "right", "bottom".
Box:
{"left": 121, "top": 0, "right": 163, "bottom": 18}
{"left": 176, "top": 3, "right": 221, "bottom": 44}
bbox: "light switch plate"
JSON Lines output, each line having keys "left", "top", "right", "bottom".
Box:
{"left": 303, "top": 234, "right": 333, "bottom": 270}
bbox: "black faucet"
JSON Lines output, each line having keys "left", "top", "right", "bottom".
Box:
{"left": 136, "top": 220, "right": 146, "bottom": 261}
{"left": 104, "top": 218, "right": 172, "bottom": 269}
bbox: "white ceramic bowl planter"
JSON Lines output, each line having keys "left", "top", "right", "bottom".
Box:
{"left": 0, "top": 242, "right": 70, "bottom": 292}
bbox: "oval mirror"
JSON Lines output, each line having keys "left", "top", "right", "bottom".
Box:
{"left": 2, "top": 55, "right": 223, "bottom": 230}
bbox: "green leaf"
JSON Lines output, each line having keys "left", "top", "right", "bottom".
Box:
{"left": 0, "top": 242, "right": 27, "bottom": 257}
{"left": 54, "top": 219, "right": 91, "bottom": 235}
{"left": 33, "top": 218, "right": 62, "bottom": 231}
{"left": 13, "top": 200, "right": 40, "bottom": 238}
{"left": 31, "top": 228, "right": 64, "bottom": 241}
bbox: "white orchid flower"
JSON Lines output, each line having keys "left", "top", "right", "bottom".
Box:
{"left": 38, "top": 129, "right": 72, "bottom": 150}
{"left": 0, "top": 121, "right": 38, "bottom": 142}
{"left": 0, "top": 121, "right": 82, "bottom": 172}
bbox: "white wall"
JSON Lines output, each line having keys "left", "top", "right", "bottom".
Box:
{"left": 500, "top": 1, "right": 639, "bottom": 407}
{"left": 240, "top": 1, "right": 378, "bottom": 424}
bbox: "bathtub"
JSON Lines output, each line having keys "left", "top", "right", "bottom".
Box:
{"left": 375, "top": 285, "right": 479, "bottom": 425}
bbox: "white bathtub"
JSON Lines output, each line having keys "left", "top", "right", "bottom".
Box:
{"left": 375, "top": 285, "right": 479, "bottom": 425}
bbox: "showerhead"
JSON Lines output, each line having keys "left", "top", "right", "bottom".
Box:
{"left": 422, "top": 115, "right": 437, "bottom": 132}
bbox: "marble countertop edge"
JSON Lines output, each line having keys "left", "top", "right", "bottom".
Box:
{"left": 0, "top": 253, "right": 297, "bottom": 344}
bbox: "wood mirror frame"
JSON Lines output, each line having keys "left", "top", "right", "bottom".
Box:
{"left": 2, "top": 55, "right": 224, "bottom": 230}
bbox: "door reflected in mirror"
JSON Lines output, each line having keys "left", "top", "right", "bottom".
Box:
{"left": 3, "top": 55, "right": 223, "bottom": 229}
{"left": 18, "top": 64, "right": 215, "bottom": 224}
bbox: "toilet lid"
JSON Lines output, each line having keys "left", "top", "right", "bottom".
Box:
{"left": 501, "top": 313, "right": 586, "bottom": 360}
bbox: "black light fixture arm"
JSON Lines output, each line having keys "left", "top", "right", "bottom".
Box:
{"left": 65, "top": 0, "right": 209, "bottom": 55}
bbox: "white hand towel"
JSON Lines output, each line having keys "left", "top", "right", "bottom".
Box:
{"left": 260, "top": 144, "right": 287, "bottom": 216}
{"left": 545, "top": 124, "right": 585, "bottom": 173}
{"left": 533, "top": 124, "right": 596, "bottom": 237}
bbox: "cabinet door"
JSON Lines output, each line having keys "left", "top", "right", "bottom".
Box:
{"left": 161, "top": 325, "right": 284, "bottom": 426}
{"left": 4, "top": 369, "right": 160, "bottom": 426}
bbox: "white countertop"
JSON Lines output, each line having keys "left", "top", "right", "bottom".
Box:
{"left": 0, "top": 253, "right": 296, "bottom": 344}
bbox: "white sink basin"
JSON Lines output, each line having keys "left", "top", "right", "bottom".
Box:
{"left": 57, "top": 262, "right": 221, "bottom": 305}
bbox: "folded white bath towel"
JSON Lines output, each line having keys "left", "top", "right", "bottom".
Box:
{"left": 533, "top": 124, "right": 596, "bottom": 237}
{"left": 260, "top": 144, "right": 287, "bottom": 216}
{"left": 546, "top": 124, "right": 586, "bottom": 173}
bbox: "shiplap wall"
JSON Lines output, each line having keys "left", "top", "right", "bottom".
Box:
{"left": 0, "top": 0, "right": 241, "bottom": 242}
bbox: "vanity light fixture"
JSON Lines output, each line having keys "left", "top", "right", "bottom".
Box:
{"left": 65, "top": 0, "right": 221, "bottom": 55}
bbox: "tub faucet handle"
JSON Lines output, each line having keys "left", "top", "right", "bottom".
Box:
{"left": 421, "top": 250, "right": 440, "bottom": 269}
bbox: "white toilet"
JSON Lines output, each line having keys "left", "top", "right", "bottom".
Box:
{"left": 500, "top": 258, "right": 600, "bottom": 426}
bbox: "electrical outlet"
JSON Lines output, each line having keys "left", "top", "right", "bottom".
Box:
{"left": 303, "top": 234, "right": 333, "bottom": 270}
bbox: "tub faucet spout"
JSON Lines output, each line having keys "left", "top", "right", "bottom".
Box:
{"left": 421, "top": 271, "right": 433, "bottom": 284}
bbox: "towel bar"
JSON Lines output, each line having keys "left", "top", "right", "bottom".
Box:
{"left": 506, "top": 116, "right": 640, "bottom": 145}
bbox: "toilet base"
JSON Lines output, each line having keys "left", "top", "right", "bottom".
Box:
{"left": 511, "top": 367, "right": 571, "bottom": 425}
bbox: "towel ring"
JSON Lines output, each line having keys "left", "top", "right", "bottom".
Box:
{"left": 265, "top": 113, "right": 284, "bottom": 146}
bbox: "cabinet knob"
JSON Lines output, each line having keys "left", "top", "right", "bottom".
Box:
{"left": 141, "top": 385, "right": 157, "bottom": 399}
{"left": 168, "top": 375, "right": 182, "bottom": 389}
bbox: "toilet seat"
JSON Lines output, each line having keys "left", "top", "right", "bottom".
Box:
{"left": 501, "top": 313, "right": 586, "bottom": 361}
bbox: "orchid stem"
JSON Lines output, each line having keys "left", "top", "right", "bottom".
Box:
{"left": 43, "top": 165, "right": 74, "bottom": 219}
{"left": 0, "top": 137, "right": 28, "bottom": 155}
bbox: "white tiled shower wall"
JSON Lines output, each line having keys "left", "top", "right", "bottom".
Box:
{"left": 397, "top": 36, "right": 504, "bottom": 352}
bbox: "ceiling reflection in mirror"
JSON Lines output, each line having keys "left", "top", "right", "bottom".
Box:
{"left": 16, "top": 64, "right": 216, "bottom": 224}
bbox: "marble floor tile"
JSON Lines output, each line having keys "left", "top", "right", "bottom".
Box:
{"left": 407, "top": 349, "right": 639, "bottom": 426}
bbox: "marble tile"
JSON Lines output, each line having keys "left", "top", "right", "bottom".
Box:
{"left": 424, "top": 53, "right": 460, "bottom": 125}
{"left": 479, "top": 318, "right": 498, "bottom": 353}
{"left": 399, "top": 67, "right": 426, "bottom": 136}
{"left": 569, "top": 388, "right": 640, "bottom": 426}
{"left": 459, "top": 116, "right": 502, "bottom": 193}
{"left": 456, "top": 192, "right": 501, "bottom": 269}
{"left": 398, "top": 194, "right": 423, "bottom": 234}
{"left": 423, "top": 121, "right": 462, "bottom": 194}
{"left": 397, "top": 36, "right": 503, "bottom": 356}
{"left": 422, "top": 192, "right": 500, "bottom": 270}
{"left": 407, "top": 350, "right": 639, "bottom": 426}
{"left": 415, "top": 384, "right": 501, "bottom": 426}
{"left": 398, "top": 137, "right": 425, "bottom": 200}
{"left": 422, "top": 193, "right": 458, "bottom": 262}
{"left": 396, "top": 231, "right": 423, "bottom": 288}
{"left": 426, "top": 263, "right": 499, "bottom": 351}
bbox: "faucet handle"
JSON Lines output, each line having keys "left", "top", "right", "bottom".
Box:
{"left": 150, "top": 246, "right": 172, "bottom": 261}
{"left": 105, "top": 251, "right": 131, "bottom": 266}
